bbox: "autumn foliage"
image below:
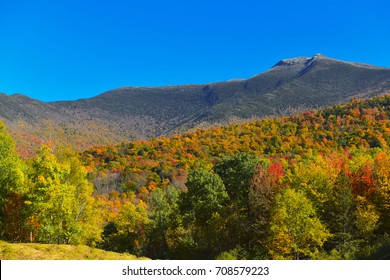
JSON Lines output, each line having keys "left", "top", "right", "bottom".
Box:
{"left": 1, "top": 95, "right": 390, "bottom": 259}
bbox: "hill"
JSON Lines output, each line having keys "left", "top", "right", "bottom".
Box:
{"left": 82, "top": 94, "right": 390, "bottom": 183}
{"left": 2, "top": 95, "right": 390, "bottom": 260}
{"left": 0, "top": 240, "right": 148, "bottom": 260}
{"left": 79, "top": 94, "right": 390, "bottom": 260}
{"left": 1, "top": 54, "right": 390, "bottom": 156}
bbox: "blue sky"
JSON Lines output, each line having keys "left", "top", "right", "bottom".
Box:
{"left": 1, "top": 0, "right": 389, "bottom": 102}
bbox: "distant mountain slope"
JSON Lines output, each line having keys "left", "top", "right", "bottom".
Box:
{"left": 55, "top": 54, "right": 390, "bottom": 134}
{"left": 1, "top": 54, "right": 390, "bottom": 156}
{"left": 208, "top": 54, "right": 390, "bottom": 118}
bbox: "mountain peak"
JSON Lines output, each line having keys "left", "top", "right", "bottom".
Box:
{"left": 270, "top": 53, "right": 389, "bottom": 71}
{"left": 273, "top": 54, "right": 329, "bottom": 68}
{"left": 273, "top": 56, "right": 311, "bottom": 67}
{"left": 312, "top": 53, "right": 326, "bottom": 59}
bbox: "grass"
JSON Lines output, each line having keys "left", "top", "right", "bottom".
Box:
{"left": 0, "top": 240, "right": 149, "bottom": 260}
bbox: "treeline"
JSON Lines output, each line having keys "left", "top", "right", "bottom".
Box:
{"left": 0, "top": 95, "right": 390, "bottom": 259}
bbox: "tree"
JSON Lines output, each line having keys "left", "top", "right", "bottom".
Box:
{"left": 182, "top": 168, "right": 228, "bottom": 226}
{"left": 27, "top": 146, "right": 101, "bottom": 244}
{"left": 268, "top": 188, "right": 330, "bottom": 260}
{"left": 215, "top": 153, "right": 260, "bottom": 208}
{"left": 57, "top": 149, "right": 102, "bottom": 245}
{"left": 355, "top": 195, "right": 379, "bottom": 239}
{"left": 179, "top": 168, "right": 228, "bottom": 258}
{"left": 146, "top": 185, "right": 180, "bottom": 259}
{"left": 287, "top": 154, "right": 338, "bottom": 220}
{"left": 373, "top": 151, "right": 390, "bottom": 233}
{"left": 101, "top": 200, "right": 149, "bottom": 255}
{"left": 248, "top": 163, "right": 283, "bottom": 257}
{"left": 0, "top": 121, "right": 27, "bottom": 240}
{"left": 324, "top": 171, "right": 358, "bottom": 258}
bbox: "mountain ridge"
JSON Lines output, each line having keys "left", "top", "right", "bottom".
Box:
{"left": 1, "top": 54, "right": 390, "bottom": 156}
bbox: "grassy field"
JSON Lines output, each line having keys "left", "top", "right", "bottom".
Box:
{"left": 0, "top": 240, "right": 149, "bottom": 260}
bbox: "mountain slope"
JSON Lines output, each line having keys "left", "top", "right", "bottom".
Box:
{"left": 204, "top": 54, "right": 390, "bottom": 120}
{"left": 55, "top": 54, "right": 390, "bottom": 133}
{"left": 1, "top": 54, "right": 390, "bottom": 156}
{"left": 82, "top": 94, "right": 390, "bottom": 179}
{"left": 80, "top": 94, "right": 390, "bottom": 260}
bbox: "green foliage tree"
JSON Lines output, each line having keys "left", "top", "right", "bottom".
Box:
{"left": 268, "top": 188, "right": 330, "bottom": 260}
{"left": 0, "top": 121, "right": 27, "bottom": 240}
{"left": 180, "top": 168, "right": 228, "bottom": 258}
{"left": 182, "top": 168, "right": 228, "bottom": 226}
{"left": 214, "top": 153, "right": 261, "bottom": 256}
{"left": 324, "top": 171, "right": 358, "bottom": 258}
{"left": 215, "top": 153, "right": 260, "bottom": 207}
{"left": 146, "top": 185, "right": 180, "bottom": 259}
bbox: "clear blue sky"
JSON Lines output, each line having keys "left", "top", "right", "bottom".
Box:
{"left": 1, "top": 0, "right": 389, "bottom": 102}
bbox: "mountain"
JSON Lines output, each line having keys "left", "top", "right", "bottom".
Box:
{"left": 79, "top": 94, "right": 390, "bottom": 260}
{"left": 1, "top": 54, "right": 390, "bottom": 156}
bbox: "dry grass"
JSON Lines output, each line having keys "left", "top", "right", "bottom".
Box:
{"left": 0, "top": 240, "right": 149, "bottom": 260}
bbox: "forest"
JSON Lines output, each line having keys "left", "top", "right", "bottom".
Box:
{"left": 1, "top": 95, "right": 390, "bottom": 259}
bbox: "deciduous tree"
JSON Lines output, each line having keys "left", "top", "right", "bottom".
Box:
{"left": 268, "top": 188, "right": 330, "bottom": 260}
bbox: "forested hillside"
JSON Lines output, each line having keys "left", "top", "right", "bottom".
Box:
{"left": 1, "top": 95, "right": 390, "bottom": 259}
{"left": 2, "top": 54, "right": 390, "bottom": 157}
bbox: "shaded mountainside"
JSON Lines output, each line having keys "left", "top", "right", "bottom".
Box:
{"left": 1, "top": 54, "right": 390, "bottom": 156}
